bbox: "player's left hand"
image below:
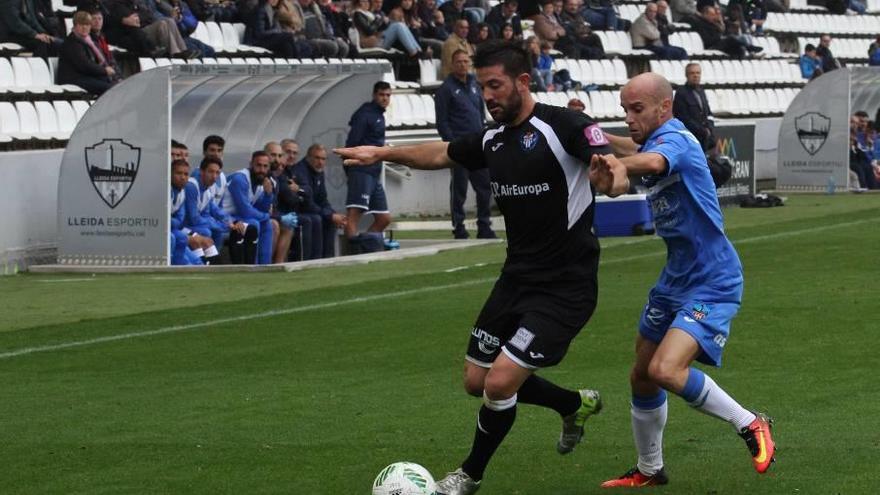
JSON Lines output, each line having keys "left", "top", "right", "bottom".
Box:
{"left": 334, "top": 146, "right": 384, "bottom": 166}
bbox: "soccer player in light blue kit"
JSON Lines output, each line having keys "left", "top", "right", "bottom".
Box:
{"left": 595, "top": 73, "right": 776, "bottom": 488}
{"left": 224, "top": 151, "right": 276, "bottom": 265}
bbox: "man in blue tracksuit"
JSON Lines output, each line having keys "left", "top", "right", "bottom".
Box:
{"left": 343, "top": 81, "right": 393, "bottom": 248}
{"left": 293, "top": 144, "right": 348, "bottom": 260}
{"left": 170, "top": 159, "right": 203, "bottom": 265}
{"left": 434, "top": 49, "right": 496, "bottom": 239}
{"left": 223, "top": 151, "right": 275, "bottom": 264}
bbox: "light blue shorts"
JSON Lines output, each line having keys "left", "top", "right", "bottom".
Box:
{"left": 638, "top": 288, "right": 741, "bottom": 367}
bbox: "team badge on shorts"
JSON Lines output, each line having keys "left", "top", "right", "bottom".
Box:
{"left": 692, "top": 302, "right": 711, "bottom": 321}
{"left": 521, "top": 130, "right": 539, "bottom": 151}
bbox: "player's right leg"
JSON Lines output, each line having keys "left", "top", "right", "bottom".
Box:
{"left": 602, "top": 335, "right": 670, "bottom": 488}
{"left": 437, "top": 355, "right": 531, "bottom": 495}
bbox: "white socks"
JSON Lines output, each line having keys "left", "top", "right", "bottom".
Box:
{"left": 631, "top": 391, "right": 668, "bottom": 476}
{"left": 686, "top": 372, "right": 756, "bottom": 430}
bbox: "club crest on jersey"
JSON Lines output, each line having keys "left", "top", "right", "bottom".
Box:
{"left": 85, "top": 138, "right": 141, "bottom": 209}
{"left": 692, "top": 302, "right": 710, "bottom": 321}
{"left": 520, "top": 130, "right": 539, "bottom": 151}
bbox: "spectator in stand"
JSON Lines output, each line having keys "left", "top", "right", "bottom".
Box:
{"left": 559, "top": 0, "right": 604, "bottom": 59}
{"left": 417, "top": 0, "right": 449, "bottom": 43}
{"left": 224, "top": 150, "right": 276, "bottom": 264}
{"left": 0, "top": 0, "right": 63, "bottom": 57}
{"left": 533, "top": 0, "right": 567, "bottom": 52}
{"left": 526, "top": 35, "right": 552, "bottom": 91}
{"left": 486, "top": 0, "right": 521, "bottom": 39}
{"left": 848, "top": 0, "right": 866, "bottom": 14}
{"left": 105, "top": 0, "right": 198, "bottom": 57}
{"left": 246, "top": 0, "right": 312, "bottom": 57}
{"left": 293, "top": 144, "right": 347, "bottom": 259}
{"left": 106, "top": 0, "right": 201, "bottom": 58}
{"left": 631, "top": 2, "right": 687, "bottom": 59}
{"left": 656, "top": 0, "right": 674, "bottom": 45}
{"left": 342, "top": 81, "right": 393, "bottom": 251}
{"left": 170, "top": 0, "right": 216, "bottom": 57}
{"left": 816, "top": 34, "right": 842, "bottom": 73}
{"left": 689, "top": 5, "right": 761, "bottom": 59}
{"left": 727, "top": 0, "right": 765, "bottom": 35}
{"left": 799, "top": 43, "right": 823, "bottom": 79}
{"left": 434, "top": 50, "right": 495, "bottom": 239}
{"left": 567, "top": 97, "right": 586, "bottom": 111}
{"left": 470, "top": 22, "right": 492, "bottom": 45}
{"left": 870, "top": 34, "right": 880, "bottom": 66}
{"left": 399, "top": 0, "right": 442, "bottom": 54}
{"left": 673, "top": 62, "right": 717, "bottom": 154}
{"left": 440, "top": 0, "right": 470, "bottom": 31}
{"left": 296, "top": 0, "right": 350, "bottom": 57}
{"left": 351, "top": 0, "right": 422, "bottom": 57}
{"left": 87, "top": 8, "right": 123, "bottom": 75}
{"left": 201, "top": 0, "right": 239, "bottom": 22}
{"left": 441, "top": 18, "right": 474, "bottom": 77}
{"left": 670, "top": 0, "right": 697, "bottom": 22}
{"left": 499, "top": 22, "right": 515, "bottom": 41}
{"left": 58, "top": 11, "right": 120, "bottom": 96}
{"left": 580, "top": 0, "right": 623, "bottom": 31}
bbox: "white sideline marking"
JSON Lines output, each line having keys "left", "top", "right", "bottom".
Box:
{"left": 0, "top": 278, "right": 496, "bottom": 360}
{"left": 148, "top": 276, "right": 211, "bottom": 281}
{"left": 3, "top": 216, "right": 876, "bottom": 361}
{"left": 36, "top": 278, "right": 96, "bottom": 283}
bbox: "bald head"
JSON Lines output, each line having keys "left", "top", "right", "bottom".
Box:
{"left": 620, "top": 72, "right": 674, "bottom": 144}
{"left": 623, "top": 72, "right": 673, "bottom": 105}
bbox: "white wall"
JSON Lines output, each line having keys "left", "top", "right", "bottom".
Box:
{"left": 0, "top": 150, "right": 63, "bottom": 272}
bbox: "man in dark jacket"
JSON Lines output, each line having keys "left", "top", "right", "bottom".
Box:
{"left": 0, "top": 0, "right": 62, "bottom": 57}
{"left": 434, "top": 50, "right": 496, "bottom": 239}
{"left": 672, "top": 62, "right": 715, "bottom": 152}
{"left": 58, "top": 11, "right": 118, "bottom": 95}
{"left": 293, "top": 144, "right": 347, "bottom": 260}
{"left": 816, "top": 33, "right": 843, "bottom": 73}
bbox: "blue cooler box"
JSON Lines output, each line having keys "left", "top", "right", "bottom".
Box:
{"left": 594, "top": 194, "right": 654, "bottom": 237}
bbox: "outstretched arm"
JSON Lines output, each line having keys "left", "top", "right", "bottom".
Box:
{"left": 604, "top": 132, "right": 640, "bottom": 158}
{"left": 334, "top": 141, "right": 456, "bottom": 171}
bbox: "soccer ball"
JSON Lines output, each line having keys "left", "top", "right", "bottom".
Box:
{"left": 372, "top": 462, "right": 436, "bottom": 495}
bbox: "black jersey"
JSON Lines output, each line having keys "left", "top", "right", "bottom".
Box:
{"left": 447, "top": 103, "right": 612, "bottom": 283}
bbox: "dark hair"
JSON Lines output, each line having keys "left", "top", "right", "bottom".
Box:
{"left": 804, "top": 43, "right": 816, "bottom": 52}
{"left": 854, "top": 110, "right": 869, "bottom": 118}
{"left": 373, "top": 81, "right": 391, "bottom": 93}
{"left": 473, "top": 40, "right": 532, "bottom": 79}
{"left": 171, "top": 159, "right": 189, "bottom": 170}
{"left": 200, "top": 156, "right": 223, "bottom": 170}
{"left": 171, "top": 139, "right": 187, "bottom": 150}
{"left": 202, "top": 134, "right": 225, "bottom": 152}
{"left": 251, "top": 150, "right": 270, "bottom": 161}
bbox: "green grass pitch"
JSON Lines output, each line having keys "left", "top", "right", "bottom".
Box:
{"left": 1, "top": 194, "right": 878, "bottom": 494}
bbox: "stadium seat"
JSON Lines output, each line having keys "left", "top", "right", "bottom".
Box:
{"left": 0, "top": 58, "right": 26, "bottom": 96}
{"left": 15, "top": 101, "right": 55, "bottom": 141}
{"left": 0, "top": 101, "right": 32, "bottom": 142}
{"left": 348, "top": 27, "right": 400, "bottom": 57}
{"left": 139, "top": 58, "right": 157, "bottom": 71}
{"left": 205, "top": 22, "right": 225, "bottom": 51}
{"left": 419, "top": 59, "right": 441, "bottom": 89}
{"left": 53, "top": 101, "right": 77, "bottom": 134}
{"left": 71, "top": 100, "right": 90, "bottom": 122}
{"left": 420, "top": 94, "right": 435, "bottom": 124}
{"left": 34, "top": 101, "right": 69, "bottom": 140}
{"left": 155, "top": 58, "right": 172, "bottom": 67}
{"left": 192, "top": 22, "right": 211, "bottom": 45}
{"left": 171, "top": 59, "right": 187, "bottom": 65}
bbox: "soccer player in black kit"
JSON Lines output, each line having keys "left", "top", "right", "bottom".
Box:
{"left": 336, "top": 41, "right": 629, "bottom": 494}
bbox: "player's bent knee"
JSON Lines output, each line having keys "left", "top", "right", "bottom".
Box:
{"left": 483, "top": 373, "right": 519, "bottom": 401}
{"left": 646, "top": 358, "right": 681, "bottom": 388}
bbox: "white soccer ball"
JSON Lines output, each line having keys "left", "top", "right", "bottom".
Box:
{"left": 371, "top": 462, "right": 437, "bottom": 495}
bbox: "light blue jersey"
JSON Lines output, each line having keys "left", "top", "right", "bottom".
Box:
{"left": 640, "top": 118, "right": 743, "bottom": 301}
{"left": 637, "top": 119, "right": 743, "bottom": 366}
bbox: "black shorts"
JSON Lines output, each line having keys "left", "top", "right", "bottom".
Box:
{"left": 466, "top": 273, "right": 597, "bottom": 370}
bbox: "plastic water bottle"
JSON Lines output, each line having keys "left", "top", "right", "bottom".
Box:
{"left": 826, "top": 175, "right": 836, "bottom": 195}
